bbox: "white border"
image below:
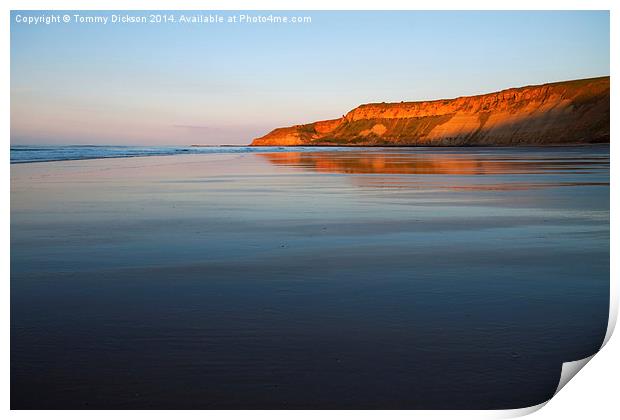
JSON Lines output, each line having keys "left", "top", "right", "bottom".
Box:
{"left": 3, "top": 1, "right": 617, "bottom": 418}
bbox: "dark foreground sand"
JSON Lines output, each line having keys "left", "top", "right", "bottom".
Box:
{"left": 11, "top": 147, "right": 609, "bottom": 409}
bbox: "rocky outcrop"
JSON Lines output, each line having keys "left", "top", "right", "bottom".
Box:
{"left": 251, "top": 77, "right": 610, "bottom": 146}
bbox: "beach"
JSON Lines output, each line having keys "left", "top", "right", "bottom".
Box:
{"left": 11, "top": 146, "right": 610, "bottom": 409}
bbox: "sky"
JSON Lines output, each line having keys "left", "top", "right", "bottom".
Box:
{"left": 10, "top": 10, "right": 610, "bottom": 146}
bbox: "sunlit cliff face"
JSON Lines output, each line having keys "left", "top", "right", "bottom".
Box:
{"left": 251, "top": 77, "right": 610, "bottom": 146}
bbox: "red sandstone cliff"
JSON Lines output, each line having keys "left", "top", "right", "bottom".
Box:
{"left": 251, "top": 77, "right": 610, "bottom": 146}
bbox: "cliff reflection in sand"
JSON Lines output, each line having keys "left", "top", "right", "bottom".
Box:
{"left": 259, "top": 149, "right": 609, "bottom": 176}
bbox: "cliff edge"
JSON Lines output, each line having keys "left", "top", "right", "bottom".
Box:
{"left": 251, "top": 77, "right": 610, "bottom": 146}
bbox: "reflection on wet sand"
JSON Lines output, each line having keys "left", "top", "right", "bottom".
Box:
{"left": 259, "top": 149, "right": 609, "bottom": 191}
{"left": 259, "top": 150, "right": 609, "bottom": 176}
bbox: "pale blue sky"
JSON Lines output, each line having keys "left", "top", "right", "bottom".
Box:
{"left": 11, "top": 11, "right": 610, "bottom": 145}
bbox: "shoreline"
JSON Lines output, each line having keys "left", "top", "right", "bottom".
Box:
{"left": 10, "top": 143, "right": 611, "bottom": 165}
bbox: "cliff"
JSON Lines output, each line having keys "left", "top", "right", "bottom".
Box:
{"left": 251, "top": 76, "right": 610, "bottom": 146}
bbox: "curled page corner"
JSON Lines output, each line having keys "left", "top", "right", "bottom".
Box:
{"left": 492, "top": 354, "right": 597, "bottom": 419}
{"left": 602, "top": 294, "right": 618, "bottom": 348}
{"left": 554, "top": 355, "right": 595, "bottom": 396}
{"left": 542, "top": 285, "right": 619, "bottom": 405}
{"left": 494, "top": 401, "right": 548, "bottom": 418}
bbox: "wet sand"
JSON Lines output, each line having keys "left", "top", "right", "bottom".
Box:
{"left": 11, "top": 146, "right": 610, "bottom": 409}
